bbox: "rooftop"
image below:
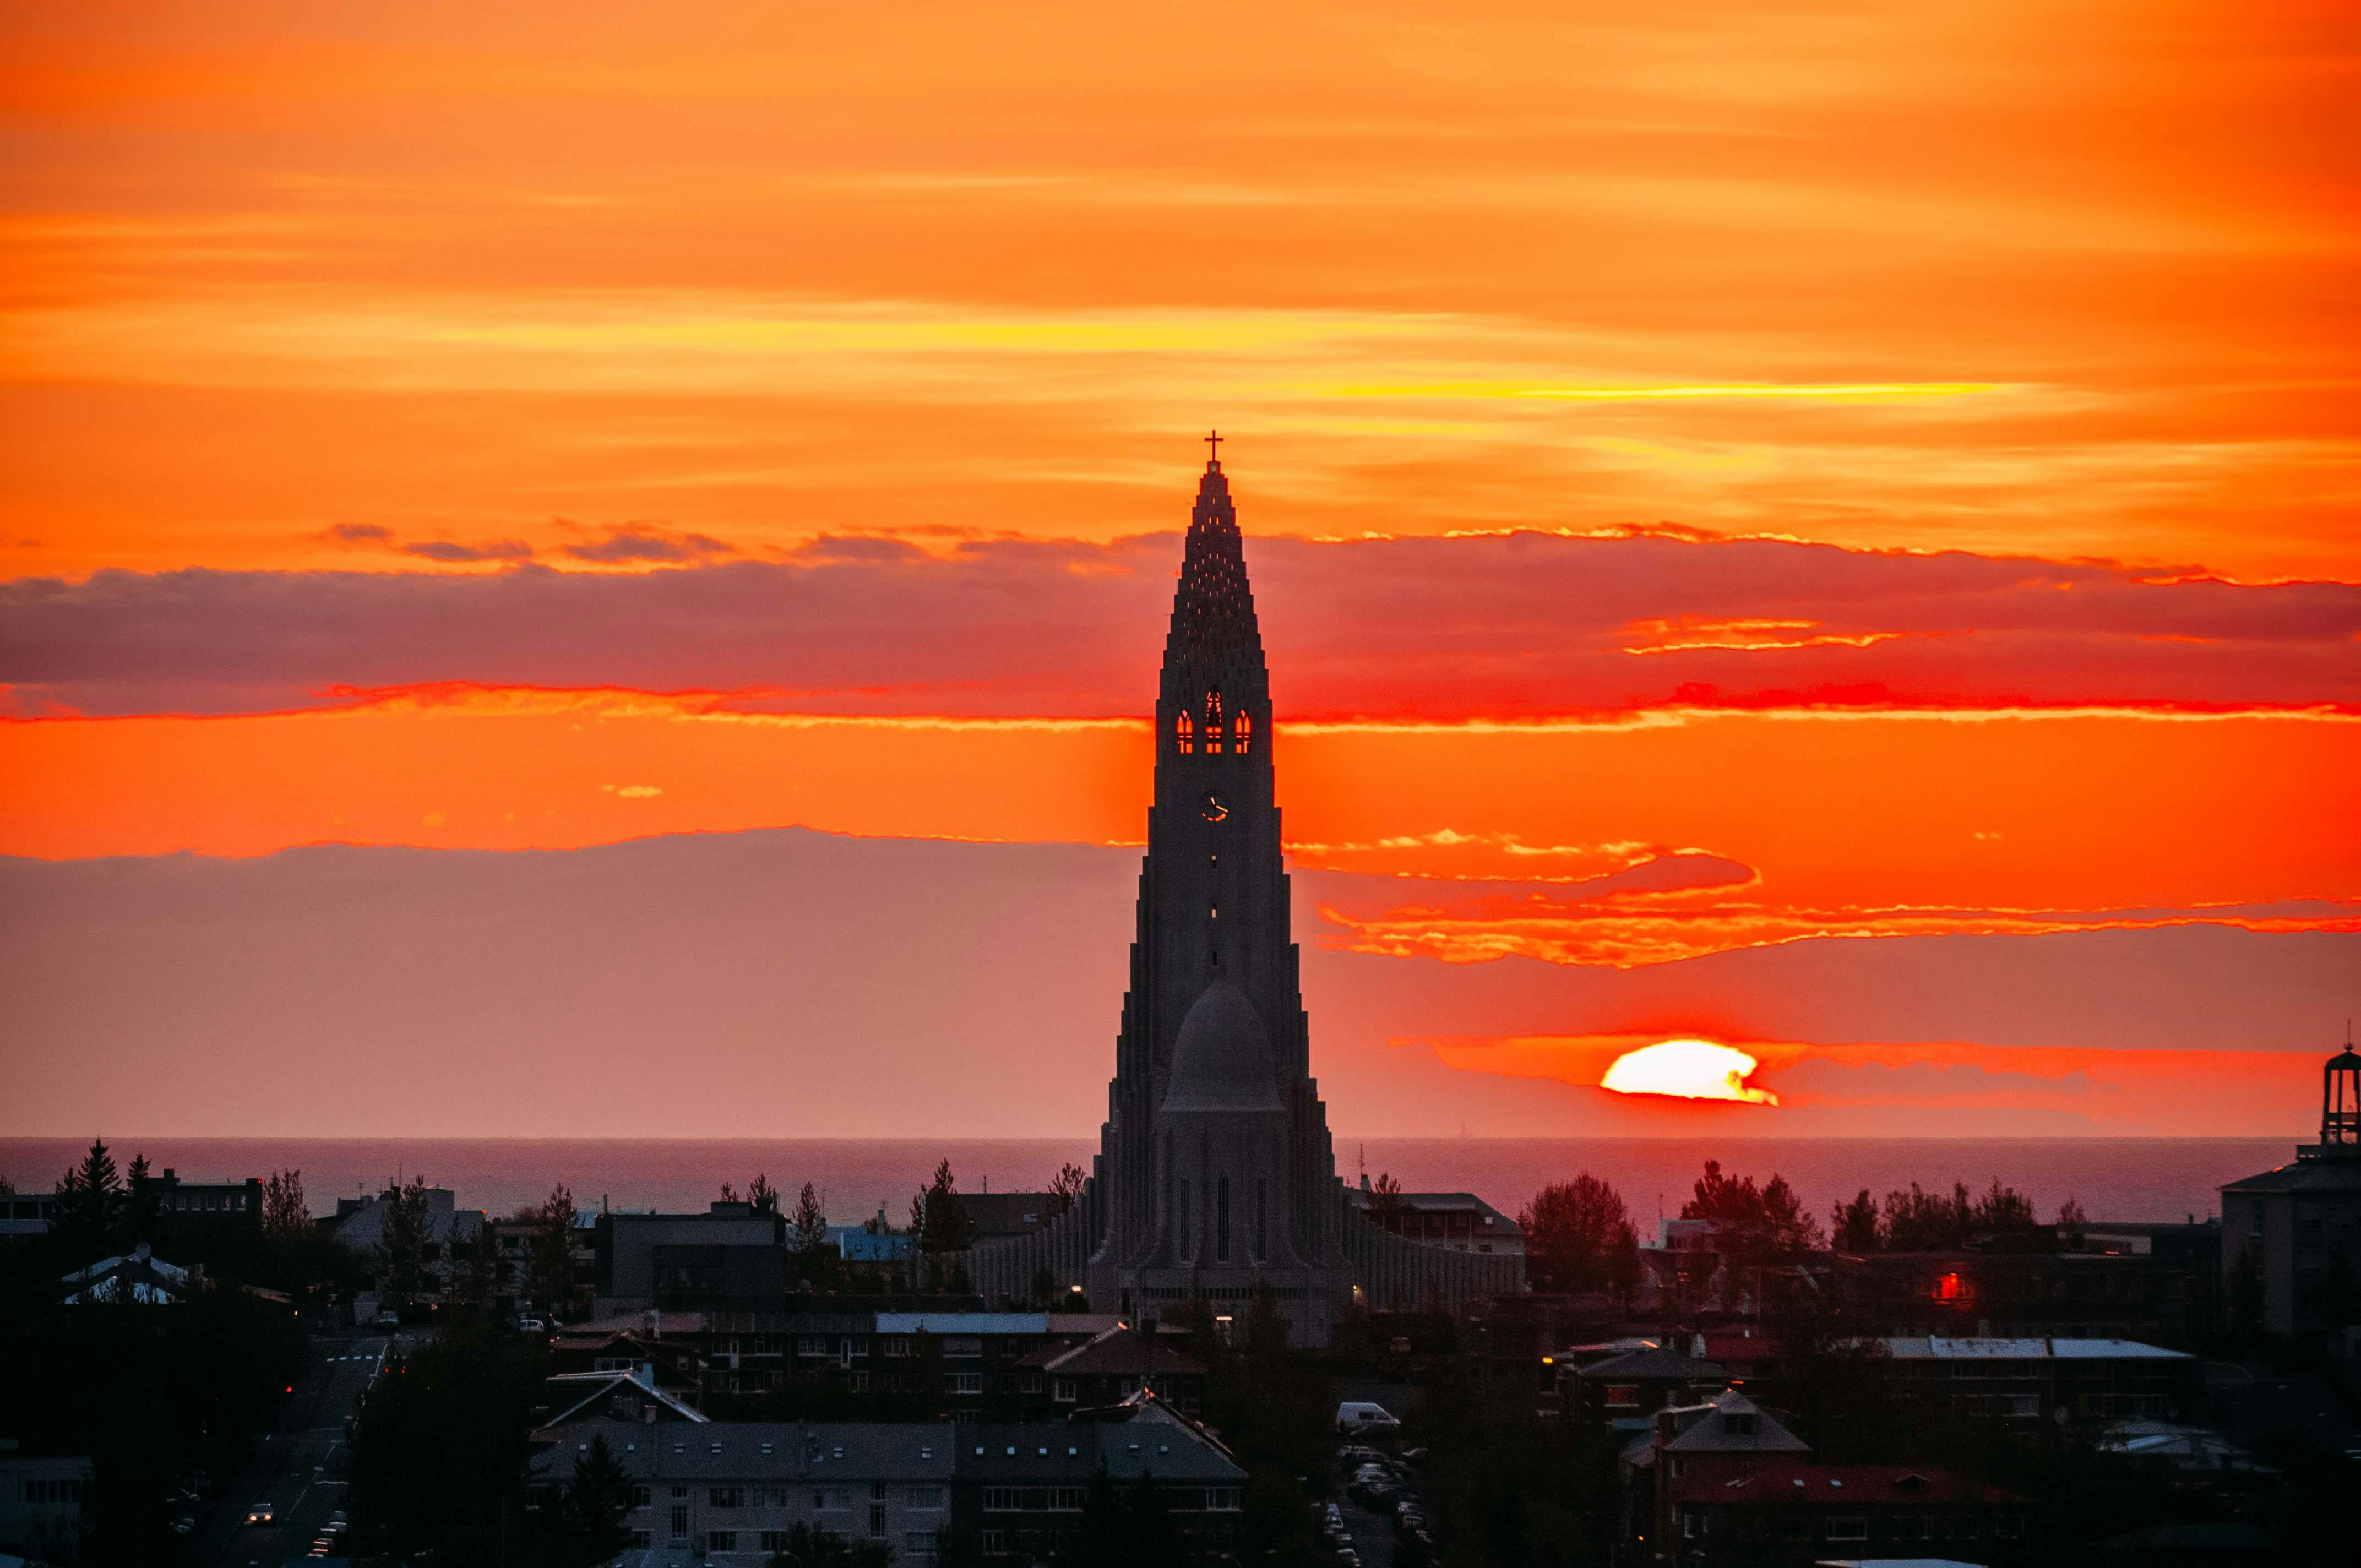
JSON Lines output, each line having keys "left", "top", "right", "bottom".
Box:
{"left": 1668, "top": 1459, "right": 2019, "bottom": 1507}
{"left": 1874, "top": 1336, "right": 2191, "bottom": 1361}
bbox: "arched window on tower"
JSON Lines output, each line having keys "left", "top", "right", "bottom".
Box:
{"left": 1216, "top": 1177, "right": 1232, "bottom": 1262}
{"left": 1174, "top": 711, "right": 1194, "bottom": 754}
{"left": 1204, "top": 690, "right": 1225, "bottom": 754}
{"left": 1234, "top": 711, "right": 1252, "bottom": 755}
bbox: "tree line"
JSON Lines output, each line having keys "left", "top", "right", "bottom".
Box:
{"left": 1516, "top": 1159, "right": 2084, "bottom": 1298}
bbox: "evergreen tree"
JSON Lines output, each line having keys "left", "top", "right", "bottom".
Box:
{"left": 55, "top": 1137, "right": 124, "bottom": 1255}
{"left": 790, "top": 1182, "right": 829, "bottom": 1256}
{"left": 1831, "top": 1189, "right": 1881, "bottom": 1251}
{"left": 562, "top": 1433, "right": 635, "bottom": 1565}
{"left": 123, "top": 1152, "right": 161, "bottom": 1245}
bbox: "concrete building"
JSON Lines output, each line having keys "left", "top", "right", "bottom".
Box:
{"left": 960, "top": 453, "right": 1521, "bottom": 1341}
{"left": 592, "top": 1203, "right": 787, "bottom": 1317}
{"left": 535, "top": 1392, "right": 1246, "bottom": 1565}
{"left": 0, "top": 1193, "right": 57, "bottom": 1246}
{"left": 2219, "top": 1036, "right": 2361, "bottom": 1336}
{"left": 0, "top": 1450, "right": 89, "bottom": 1562}
{"left": 1867, "top": 1335, "right": 2197, "bottom": 1423}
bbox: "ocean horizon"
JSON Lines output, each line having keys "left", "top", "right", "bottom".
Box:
{"left": 0, "top": 1135, "right": 2289, "bottom": 1231}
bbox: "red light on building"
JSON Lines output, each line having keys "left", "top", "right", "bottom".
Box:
{"left": 1932, "top": 1271, "right": 1966, "bottom": 1302}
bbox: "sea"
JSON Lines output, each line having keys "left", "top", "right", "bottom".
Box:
{"left": 0, "top": 1137, "right": 2291, "bottom": 1229}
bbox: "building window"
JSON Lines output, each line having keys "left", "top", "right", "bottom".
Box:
{"left": 1234, "top": 712, "right": 1252, "bottom": 755}
{"left": 882, "top": 1336, "right": 913, "bottom": 1357}
{"left": 1216, "top": 1176, "right": 1232, "bottom": 1261}
{"left": 707, "top": 1531, "right": 737, "bottom": 1552}
{"left": 1204, "top": 690, "right": 1224, "bottom": 753}
{"left": 669, "top": 1505, "right": 688, "bottom": 1540}
{"left": 1053, "top": 1377, "right": 1078, "bottom": 1402}
{"left": 949, "top": 1371, "right": 984, "bottom": 1395}
{"left": 710, "top": 1486, "right": 742, "bottom": 1509}
{"left": 630, "top": 1485, "right": 651, "bottom": 1509}
{"left": 870, "top": 1504, "right": 887, "bottom": 1536}
{"left": 1604, "top": 1385, "right": 1639, "bottom": 1408}
{"left": 1827, "top": 1517, "right": 1869, "bottom": 1542}
{"left": 760, "top": 1533, "right": 787, "bottom": 1553}
{"left": 630, "top": 1531, "right": 652, "bottom": 1550}
{"left": 906, "top": 1532, "right": 938, "bottom": 1558}
{"left": 943, "top": 1337, "right": 982, "bottom": 1358}
{"left": 1175, "top": 711, "right": 1194, "bottom": 754}
{"left": 909, "top": 1486, "right": 946, "bottom": 1509}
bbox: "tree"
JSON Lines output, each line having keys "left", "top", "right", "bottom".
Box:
{"left": 262, "top": 1168, "right": 311, "bottom": 1239}
{"left": 2055, "top": 1195, "right": 2090, "bottom": 1227}
{"left": 747, "top": 1173, "right": 780, "bottom": 1214}
{"left": 1369, "top": 1170, "right": 1405, "bottom": 1215}
{"left": 1879, "top": 1182, "right": 1965, "bottom": 1251}
{"left": 55, "top": 1136, "right": 125, "bottom": 1255}
{"left": 1519, "top": 1175, "right": 1641, "bottom": 1299}
{"left": 124, "top": 1152, "right": 161, "bottom": 1245}
{"left": 377, "top": 1176, "right": 433, "bottom": 1303}
{"left": 1831, "top": 1189, "right": 1881, "bottom": 1252}
{"left": 1681, "top": 1160, "right": 1824, "bottom": 1264}
{"left": 790, "top": 1182, "right": 829, "bottom": 1254}
{"left": 911, "top": 1159, "right": 975, "bottom": 1287}
{"left": 1968, "top": 1177, "right": 2037, "bottom": 1232}
{"left": 529, "top": 1184, "right": 576, "bottom": 1318}
{"left": 561, "top": 1433, "right": 635, "bottom": 1565}
{"left": 1048, "top": 1161, "right": 1088, "bottom": 1216}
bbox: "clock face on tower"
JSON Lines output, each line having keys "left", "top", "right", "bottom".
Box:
{"left": 1199, "top": 790, "right": 1230, "bottom": 823}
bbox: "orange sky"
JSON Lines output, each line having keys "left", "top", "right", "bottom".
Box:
{"left": 2, "top": 0, "right": 2356, "bottom": 1137}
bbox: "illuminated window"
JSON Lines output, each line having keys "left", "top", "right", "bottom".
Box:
{"left": 1234, "top": 711, "right": 1252, "bottom": 754}
{"left": 1175, "top": 711, "right": 1194, "bottom": 754}
{"left": 1204, "top": 690, "right": 1225, "bottom": 753}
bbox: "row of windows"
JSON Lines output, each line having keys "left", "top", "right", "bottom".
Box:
{"left": 983, "top": 1485, "right": 1241, "bottom": 1513}
{"left": 633, "top": 1484, "right": 944, "bottom": 1511}
{"left": 1173, "top": 693, "right": 1252, "bottom": 756}
{"left": 793, "top": 1336, "right": 987, "bottom": 1358}
{"left": 20, "top": 1478, "right": 86, "bottom": 1504}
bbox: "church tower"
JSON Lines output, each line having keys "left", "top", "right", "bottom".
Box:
{"left": 1084, "top": 440, "right": 1343, "bottom": 1343}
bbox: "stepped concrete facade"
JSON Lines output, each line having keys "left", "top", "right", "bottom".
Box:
{"left": 962, "top": 454, "right": 1522, "bottom": 1341}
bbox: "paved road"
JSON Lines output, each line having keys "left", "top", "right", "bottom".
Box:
{"left": 199, "top": 1332, "right": 407, "bottom": 1568}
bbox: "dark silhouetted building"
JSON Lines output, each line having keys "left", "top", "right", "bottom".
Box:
{"left": 2219, "top": 1035, "right": 2361, "bottom": 1337}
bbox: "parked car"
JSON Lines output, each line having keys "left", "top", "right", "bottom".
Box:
{"left": 1336, "top": 1401, "right": 1402, "bottom": 1437}
{"left": 371, "top": 1309, "right": 399, "bottom": 1329}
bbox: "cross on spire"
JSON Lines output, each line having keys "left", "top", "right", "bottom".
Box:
{"left": 1204, "top": 429, "right": 1223, "bottom": 466}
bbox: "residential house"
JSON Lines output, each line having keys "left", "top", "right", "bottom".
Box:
{"left": 1017, "top": 1324, "right": 1207, "bottom": 1416}
{"left": 1662, "top": 1458, "right": 2027, "bottom": 1565}
{"left": 59, "top": 1242, "right": 198, "bottom": 1304}
{"left": 1345, "top": 1182, "right": 1525, "bottom": 1259}
{"left": 1568, "top": 1346, "right": 1727, "bottom": 1425}
{"left": 0, "top": 1193, "right": 57, "bottom": 1246}
{"left": 540, "top": 1364, "right": 710, "bottom": 1428}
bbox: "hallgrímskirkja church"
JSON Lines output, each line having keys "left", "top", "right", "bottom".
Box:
{"left": 963, "top": 448, "right": 1521, "bottom": 1344}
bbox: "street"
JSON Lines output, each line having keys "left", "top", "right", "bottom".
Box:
{"left": 196, "top": 1331, "right": 407, "bottom": 1568}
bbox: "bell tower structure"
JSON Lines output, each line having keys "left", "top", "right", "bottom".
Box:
{"left": 1083, "top": 445, "right": 1344, "bottom": 1343}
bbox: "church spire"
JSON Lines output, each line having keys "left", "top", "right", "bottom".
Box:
{"left": 1162, "top": 444, "right": 1267, "bottom": 710}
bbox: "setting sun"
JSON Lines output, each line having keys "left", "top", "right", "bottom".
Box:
{"left": 1600, "top": 1039, "right": 1780, "bottom": 1106}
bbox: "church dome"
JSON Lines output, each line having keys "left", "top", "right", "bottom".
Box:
{"left": 1162, "top": 982, "right": 1283, "bottom": 1113}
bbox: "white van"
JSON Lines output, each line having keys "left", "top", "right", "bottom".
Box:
{"left": 1336, "top": 1401, "right": 1401, "bottom": 1436}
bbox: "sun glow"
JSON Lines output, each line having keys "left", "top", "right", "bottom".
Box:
{"left": 1600, "top": 1040, "right": 1780, "bottom": 1105}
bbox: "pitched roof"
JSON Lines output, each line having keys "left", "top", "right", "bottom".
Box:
{"left": 2220, "top": 1153, "right": 2361, "bottom": 1193}
{"left": 1575, "top": 1347, "right": 1718, "bottom": 1381}
{"left": 541, "top": 1366, "right": 709, "bottom": 1427}
{"left": 1659, "top": 1390, "right": 1812, "bottom": 1455}
{"left": 1668, "top": 1459, "right": 2020, "bottom": 1506}
{"left": 1018, "top": 1325, "right": 1206, "bottom": 1376}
